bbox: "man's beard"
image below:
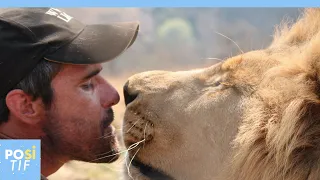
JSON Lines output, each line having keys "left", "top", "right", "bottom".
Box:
{"left": 41, "top": 108, "right": 120, "bottom": 164}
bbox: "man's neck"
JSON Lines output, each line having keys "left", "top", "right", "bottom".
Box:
{"left": 0, "top": 132, "right": 13, "bottom": 139}
{"left": 41, "top": 152, "right": 66, "bottom": 177}
{"left": 0, "top": 119, "right": 45, "bottom": 139}
{"left": 40, "top": 136, "right": 69, "bottom": 177}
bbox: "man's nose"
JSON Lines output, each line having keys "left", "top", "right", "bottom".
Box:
{"left": 100, "top": 82, "right": 120, "bottom": 108}
{"left": 123, "top": 81, "right": 138, "bottom": 106}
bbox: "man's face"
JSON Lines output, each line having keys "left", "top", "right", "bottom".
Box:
{"left": 42, "top": 63, "right": 120, "bottom": 163}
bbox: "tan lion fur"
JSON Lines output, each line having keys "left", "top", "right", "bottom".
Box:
{"left": 122, "top": 8, "right": 320, "bottom": 180}
{"left": 228, "top": 8, "right": 320, "bottom": 180}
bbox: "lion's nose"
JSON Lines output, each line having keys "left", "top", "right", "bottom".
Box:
{"left": 123, "top": 81, "right": 138, "bottom": 106}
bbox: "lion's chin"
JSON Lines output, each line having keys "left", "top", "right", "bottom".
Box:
{"left": 129, "top": 159, "right": 175, "bottom": 180}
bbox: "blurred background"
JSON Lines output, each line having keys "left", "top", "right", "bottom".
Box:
{"left": 47, "top": 8, "right": 301, "bottom": 180}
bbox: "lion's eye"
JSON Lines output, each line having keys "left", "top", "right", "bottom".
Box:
{"left": 212, "top": 81, "right": 232, "bottom": 89}
{"left": 214, "top": 81, "right": 221, "bottom": 86}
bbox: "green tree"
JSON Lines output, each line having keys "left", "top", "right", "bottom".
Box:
{"left": 157, "top": 17, "right": 195, "bottom": 45}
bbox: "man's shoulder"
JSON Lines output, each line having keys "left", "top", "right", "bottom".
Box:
{"left": 41, "top": 174, "right": 48, "bottom": 180}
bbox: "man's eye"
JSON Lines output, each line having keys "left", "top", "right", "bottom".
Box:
{"left": 81, "top": 81, "right": 94, "bottom": 91}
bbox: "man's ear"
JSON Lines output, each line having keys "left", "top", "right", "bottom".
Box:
{"left": 5, "top": 89, "right": 44, "bottom": 125}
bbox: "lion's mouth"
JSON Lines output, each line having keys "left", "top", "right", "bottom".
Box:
{"left": 131, "top": 159, "right": 175, "bottom": 180}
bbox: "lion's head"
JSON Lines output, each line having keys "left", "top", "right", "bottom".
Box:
{"left": 122, "top": 8, "right": 320, "bottom": 180}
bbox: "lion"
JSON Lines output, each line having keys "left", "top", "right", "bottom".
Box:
{"left": 121, "top": 8, "right": 320, "bottom": 180}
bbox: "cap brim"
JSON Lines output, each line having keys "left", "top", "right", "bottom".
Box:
{"left": 44, "top": 21, "right": 139, "bottom": 64}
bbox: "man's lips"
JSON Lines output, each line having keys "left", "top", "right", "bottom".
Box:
{"left": 102, "top": 108, "right": 115, "bottom": 129}
{"left": 102, "top": 118, "right": 112, "bottom": 129}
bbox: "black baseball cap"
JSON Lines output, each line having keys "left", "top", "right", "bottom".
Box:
{"left": 0, "top": 8, "right": 139, "bottom": 98}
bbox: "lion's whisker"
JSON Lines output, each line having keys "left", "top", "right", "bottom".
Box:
{"left": 96, "top": 132, "right": 114, "bottom": 139}
{"left": 143, "top": 122, "right": 148, "bottom": 149}
{"left": 214, "top": 31, "right": 244, "bottom": 54}
{"left": 127, "top": 139, "right": 146, "bottom": 151}
{"left": 96, "top": 126, "right": 130, "bottom": 140}
{"left": 90, "top": 155, "right": 129, "bottom": 173}
{"left": 126, "top": 147, "right": 141, "bottom": 180}
{"left": 126, "top": 119, "right": 141, "bottom": 133}
{"left": 95, "top": 148, "right": 117, "bottom": 156}
{"left": 92, "top": 139, "right": 145, "bottom": 161}
{"left": 206, "top": 57, "right": 224, "bottom": 62}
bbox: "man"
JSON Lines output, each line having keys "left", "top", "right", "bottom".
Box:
{"left": 0, "top": 8, "right": 139, "bottom": 179}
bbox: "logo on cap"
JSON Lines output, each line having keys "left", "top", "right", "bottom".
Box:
{"left": 45, "top": 8, "right": 73, "bottom": 22}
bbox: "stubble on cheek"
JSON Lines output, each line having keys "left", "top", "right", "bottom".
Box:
{"left": 40, "top": 108, "right": 120, "bottom": 163}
